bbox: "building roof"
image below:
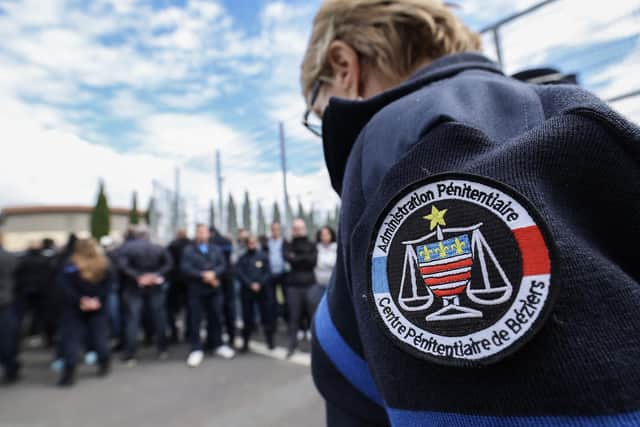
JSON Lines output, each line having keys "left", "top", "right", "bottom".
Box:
{"left": 1, "top": 205, "right": 135, "bottom": 216}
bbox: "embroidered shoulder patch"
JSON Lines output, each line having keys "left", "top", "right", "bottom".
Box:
{"left": 368, "top": 173, "right": 556, "bottom": 366}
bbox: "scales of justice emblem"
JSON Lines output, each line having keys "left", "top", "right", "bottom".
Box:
{"left": 398, "top": 205, "right": 513, "bottom": 321}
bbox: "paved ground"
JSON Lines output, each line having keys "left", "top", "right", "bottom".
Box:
{"left": 0, "top": 340, "right": 323, "bottom": 427}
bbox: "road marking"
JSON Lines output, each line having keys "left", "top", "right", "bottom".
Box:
{"left": 247, "top": 340, "right": 311, "bottom": 367}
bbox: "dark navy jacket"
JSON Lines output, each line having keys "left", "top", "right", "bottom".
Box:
{"left": 235, "top": 249, "right": 271, "bottom": 291}
{"left": 117, "top": 239, "right": 173, "bottom": 292}
{"left": 312, "top": 53, "right": 640, "bottom": 426}
{"left": 58, "top": 263, "right": 112, "bottom": 314}
{"left": 181, "top": 242, "right": 227, "bottom": 296}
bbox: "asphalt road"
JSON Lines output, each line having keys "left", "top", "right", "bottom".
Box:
{"left": 0, "top": 343, "right": 324, "bottom": 427}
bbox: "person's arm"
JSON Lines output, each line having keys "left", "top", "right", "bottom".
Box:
{"left": 235, "top": 257, "right": 251, "bottom": 288}
{"left": 117, "top": 247, "right": 142, "bottom": 281}
{"left": 211, "top": 246, "right": 227, "bottom": 277}
{"left": 155, "top": 248, "right": 173, "bottom": 278}
{"left": 58, "top": 267, "right": 81, "bottom": 306}
{"left": 180, "top": 246, "right": 203, "bottom": 281}
{"left": 258, "top": 254, "right": 271, "bottom": 286}
{"left": 297, "top": 242, "right": 318, "bottom": 270}
{"left": 95, "top": 269, "right": 113, "bottom": 304}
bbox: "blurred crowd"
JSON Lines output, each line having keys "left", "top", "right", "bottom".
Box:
{"left": 0, "top": 219, "right": 337, "bottom": 387}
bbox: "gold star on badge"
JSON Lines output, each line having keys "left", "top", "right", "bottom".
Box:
{"left": 423, "top": 206, "right": 447, "bottom": 231}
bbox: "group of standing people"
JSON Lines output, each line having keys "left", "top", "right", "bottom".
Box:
{"left": 0, "top": 218, "right": 337, "bottom": 387}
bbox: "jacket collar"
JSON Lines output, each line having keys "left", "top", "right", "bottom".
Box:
{"left": 321, "top": 53, "right": 502, "bottom": 194}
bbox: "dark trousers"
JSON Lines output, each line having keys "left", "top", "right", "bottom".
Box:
{"left": 241, "top": 287, "right": 274, "bottom": 341}
{"left": 166, "top": 281, "right": 186, "bottom": 341}
{"left": 124, "top": 288, "right": 167, "bottom": 356}
{"left": 221, "top": 275, "right": 236, "bottom": 344}
{"left": 0, "top": 304, "right": 19, "bottom": 377}
{"left": 15, "top": 293, "right": 44, "bottom": 338}
{"left": 269, "top": 273, "right": 288, "bottom": 323}
{"left": 187, "top": 291, "right": 223, "bottom": 352}
{"left": 60, "top": 310, "right": 110, "bottom": 369}
{"left": 286, "top": 284, "right": 322, "bottom": 351}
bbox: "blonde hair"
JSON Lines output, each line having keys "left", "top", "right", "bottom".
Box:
{"left": 301, "top": 0, "right": 481, "bottom": 99}
{"left": 71, "top": 238, "right": 109, "bottom": 284}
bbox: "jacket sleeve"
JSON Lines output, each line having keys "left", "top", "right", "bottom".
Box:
{"left": 156, "top": 248, "right": 173, "bottom": 278}
{"left": 259, "top": 254, "right": 271, "bottom": 286}
{"left": 58, "top": 268, "right": 81, "bottom": 306}
{"left": 117, "top": 247, "right": 142, "bottom": 281}
{"left": 296, "top": 243, "right": 318, "bottom": 270}
{"left": 96, "top": 269, "right": 113, "bottom": 303}
{"left": 212, "top": 246, "right": 227, "bottom": 277}
{"left": 180, "top": 246, "right": 203, "bottom": 282}
{"left": 235, "top": 257, "right": 250, "bottom": 287}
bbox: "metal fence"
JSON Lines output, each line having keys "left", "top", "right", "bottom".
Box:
{"left": 479, "top": 0, "right": 640, "bottom": 120}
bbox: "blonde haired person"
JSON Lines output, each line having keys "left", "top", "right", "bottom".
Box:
{"left": 302, "top": 1, "right": 640, "bottom": 426}
{"left": 57, "top": 238, "right": 113, "bottom": 387}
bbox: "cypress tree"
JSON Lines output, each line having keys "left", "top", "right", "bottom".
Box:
{"left": 242, "top": 190, "right": 252, "bottom": 232}
{"left": 129, "top": 191, "right": 140, "bottom": 225}
{"left": 257, "top": 202, "right": 266, "bottom": 236}
{"left": 227, "top": 194, "right": 238, "bottom": 237}
{"left": 272, "top": 202, "right": 281, "bottom": 225}
{"left": 209, "top": 200, "right": 215, "bottom": 228}
{"left": 144, "top": 197, "right": 154, "bottom": 225}
{"left": 90, "top": 180, "right": 110, "bottom": 240}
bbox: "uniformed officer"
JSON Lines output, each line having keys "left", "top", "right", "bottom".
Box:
{"left": 181, "top": 224, "right": 235, "bottom": 367}
{"left": 236, "top": 235, "right": 274, "bottom": 352}
{"left": 300, "top": 1, "right": 640, "bottom": 426}
{"left": 57, "top": 238, "right": 112, "bottom": 387}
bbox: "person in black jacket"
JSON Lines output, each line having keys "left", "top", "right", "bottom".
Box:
{"left": 166, "top": 228, "right": 190, "bottom": 343}
{"left": 236, "top": 235, "right": 274, "bottom": 352}
{"left": 0, "top": 231, "right": 19, "bottom": 384}
{"left": 284, "top": 218, "right": 317, "bottom": 357}
{"left": 181, "top": 224, "right": 234, "bottom": 367}
{"left": 57, "top": 238, "right": 112, "bottom": 387}
{"left": 14, "top": 242, "right": 54, "bottom": 342}
{"left": 118, "top": 226, "right": 172, "bottom": 364}
{"left": 210, "top": 227, "right": 236, "bottom": 348}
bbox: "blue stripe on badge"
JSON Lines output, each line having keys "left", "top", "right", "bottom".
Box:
{"left": 386, "top": 408, "right": 640, "bottom": 426}
{"left": 314, "top": 295, "right": 384, "bottom": 406}
{"left": 372, "top": 256, "right": 389, "bottom": 294}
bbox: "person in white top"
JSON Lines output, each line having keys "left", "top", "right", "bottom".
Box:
{"left": 314, "top": 226, "right": 337, "bottom": 293}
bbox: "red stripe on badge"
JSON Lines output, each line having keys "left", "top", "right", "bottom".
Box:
{"left": 420, "top": 258, "right": 473, "bottom": 275}
{"left": 425, "top": 272, "right": 472, "bottom": 285}
{"left": 432, "top": 285, "right": 467, "bottom": 297}
{"left": 513, "top": 225, "right": 551, "bottom": 276}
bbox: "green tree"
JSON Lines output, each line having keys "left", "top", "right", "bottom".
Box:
{"left": 308, "top": 207, "right": 316, "bottom": 237}
{"left": 129, "top": 191, "right": 140, "bottom": 225}
{"left": 272, "top": 201, "right": 281, "bottom": 224}
{"left": 144, "top": 197, "right": 154, "bottom": 225}
{"left": 227, "top": 194, "right": 238, "bottom": 237}
{"left": 209, "top": 200, "right": 216, "bottom": 228}
{"left": 297, "top": 200, "right": 305, "bottom": 221}
{"left": 90, "top": 180, "right": 110, "bottom": 240}
{"left": 242, "top": 190, "right": 252, "bottom": 232}
{"left": 257, "top": 201, "right": 266, "bottom": 236}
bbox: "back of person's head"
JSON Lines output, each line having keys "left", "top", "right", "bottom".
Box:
{"left": 133, "top": 224, "right": 150, "bottom": 241}
{"left": 176, "top": 227, "right": 188, "bottom": 240}
{"left": 71, "top": 238, "right": 108, "bottom": 284}
{"left": 301, "top": 0, "right": 481, "bottom": 99}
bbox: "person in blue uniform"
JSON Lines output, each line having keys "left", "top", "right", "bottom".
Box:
{"left": 181, "top": 224, "right": 235, "bottom": 367}
{"left": 300, "top": 1, "right": 640, "bottom": 426}
{"left": 57, "top": 238, "right": 112, "bottom": 387}
{"left": 236, "top": 235, "right": 274, "bottom": 352}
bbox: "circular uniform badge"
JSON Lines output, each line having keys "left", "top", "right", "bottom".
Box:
{"left": 368, "top": 173, "right": 556, "bottom": 366}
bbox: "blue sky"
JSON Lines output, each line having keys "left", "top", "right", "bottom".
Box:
{"left": 0, "top": 0, "right": 638, "bottom": 226}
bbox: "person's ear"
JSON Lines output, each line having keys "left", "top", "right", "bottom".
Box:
{"left": 327, "top": 40, "right": 361, "bottom": 99}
